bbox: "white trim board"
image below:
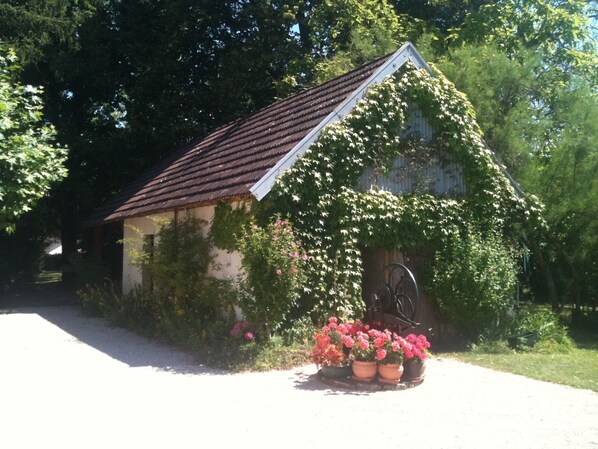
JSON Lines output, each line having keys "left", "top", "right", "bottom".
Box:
{"left": 249, "top": 42, "right": 433, "bottom": 201}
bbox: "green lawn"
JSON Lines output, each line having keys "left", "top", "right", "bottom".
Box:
{"left": 35, "top": 271, "right": 62, "bottom": 283}
{"left": 440, "top": 330, "right": 598, "bottom": 392}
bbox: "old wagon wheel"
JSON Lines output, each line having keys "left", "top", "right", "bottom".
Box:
{"left": 366, "top": 262, "right": 420, "bottom": 333}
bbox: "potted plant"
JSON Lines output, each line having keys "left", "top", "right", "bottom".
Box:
{"left": 312, "top": 317, "right": 351, "bottom": 378}
{"left": 401, "top": 333, "right": 431, "bottom": 382}
{"left": 373, "top": 330, "right": 407, "bottom": 383}
{"left": 343, "top": 328, "right": 379, "bottom": 381}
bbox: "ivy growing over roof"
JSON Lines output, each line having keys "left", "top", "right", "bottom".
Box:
{"left": 267, "top": 62, "right": 543, "bottom": 319}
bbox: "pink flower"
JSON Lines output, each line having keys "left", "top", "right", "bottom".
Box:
{"left": 376, "top": 349, "right": 387, "bottom": 361}
{"left": 275, "top": 268, "right": 282, "bottom": 275}
{"left": 374, "top": 337, "right": 385, "bottom": 348}
{"left": 358, "top": 338, "right": 369, "bottom": 351}
{"left": 341, "top": 335, "right": 354, "bottom": 348}
{"left": 328, "top": 317, "right": 338, "bottom": 324}
{"left": 244, "top": 331, "right": 254, "bottom": 341}
{"left": 230, "top": 323, "right": 242, "bottom": 337}
{"left": 302, "top": 254, "right": 308, "bottom": 261}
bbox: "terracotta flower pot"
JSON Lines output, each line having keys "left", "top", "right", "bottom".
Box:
{"left": 351, "top": 360, "right": 377, "bottom": 382}
{"left": 377, "top": 363, "right": 404, "bottom": 384}
{"left": 401, "top": 358, "right": 427, "bottom": 382}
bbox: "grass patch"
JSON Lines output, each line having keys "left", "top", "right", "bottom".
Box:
{"left": 440, "top": 330, "right": 598, "bottom": 392}
{"left": 194, "top": 336, "right": 312, "bottom": 372}
{"left": 35, "top": 271, "right": 62, "bottom": 284}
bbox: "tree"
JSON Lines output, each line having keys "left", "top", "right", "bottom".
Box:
{"left": 449, "top": 0, "right": 598, "bottom": 87}
{"left": 0, "top": 46, "right": 67, "bottom": 233}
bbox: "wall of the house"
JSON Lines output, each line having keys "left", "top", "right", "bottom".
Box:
{"left": 357, "top": 106, "right": 466, "bottom": 197}
{"left": 121, "top": 201, "right": 246, "bottom": 294}
{"left": 122, "top": 211, "right": 174, "bottom": 293}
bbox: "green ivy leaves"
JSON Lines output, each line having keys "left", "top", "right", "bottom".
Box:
{"left": 268, "top": 63, "right": 538, "bottom": 320}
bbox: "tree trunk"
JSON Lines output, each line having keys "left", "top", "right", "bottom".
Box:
{"left": 559, "top": 246, "right": 582, "bottom": 313}
{"left": 525, "top": 237, "right": 559, "bottom": 309}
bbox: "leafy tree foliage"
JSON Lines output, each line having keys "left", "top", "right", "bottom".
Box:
{"left": 0, "top": 47, "right": 67, "bottom": 232}
{"left": 0, "top": 0, "right": 596, "bottom": 317}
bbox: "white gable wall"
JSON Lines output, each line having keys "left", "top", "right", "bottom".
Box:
{"left": 122, "top": 201, "right": 246, "bottom": 295}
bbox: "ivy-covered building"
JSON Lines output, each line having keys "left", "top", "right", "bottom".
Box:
{"left": 90, "top": 43, "right": 535, "bottom": 332}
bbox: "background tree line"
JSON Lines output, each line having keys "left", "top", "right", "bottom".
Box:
{"left": 0, "top": 0, "right": 596, "bottom": 318}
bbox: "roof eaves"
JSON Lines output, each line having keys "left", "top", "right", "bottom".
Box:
{"left": 250, "top": 42, "right": 433, "bottom": 200}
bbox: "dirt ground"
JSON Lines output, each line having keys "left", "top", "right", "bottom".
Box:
{"left": 1, "top": 296, "right": 597, "bottom": 449}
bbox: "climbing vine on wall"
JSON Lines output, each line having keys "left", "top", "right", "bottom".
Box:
{"left": 267, "top": 62, "right": 542, "bottom": 320}
{"left": 210, "top": 202, "right": 251, "bottom": 251}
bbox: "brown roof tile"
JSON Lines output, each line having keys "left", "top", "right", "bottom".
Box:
{"left": 88, "top": 53, "right": 393, "bottom": 224}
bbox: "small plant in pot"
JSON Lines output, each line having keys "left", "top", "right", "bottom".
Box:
{"left": 344, "top": 329, "right": 380, "bottom": 381}
{"left": 373, "top": 329, "right": 407, "bottom": 383}
{"left": 401, "top": 333, "right": 431, "bottom": 382}
{"left": 312, "top": 317, "right": 352, "bottom": 378}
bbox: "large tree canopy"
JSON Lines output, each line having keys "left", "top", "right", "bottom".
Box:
{"left": 0, "top": 46, "right": 67, "bottom": 233}
{"left": 0, "top": 0, "right": 596, "bottom": 313}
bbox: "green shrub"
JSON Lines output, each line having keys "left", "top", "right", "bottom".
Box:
{"left": 511, "top": 304, "right": 573, "bottom": 351}
{"left": 432, "top": 228, "right": 518, "bottom": 340}
{"left": 210, "top": 202, "right": 250, "bottom": 251}
{"left": 469, "top": 338, "right": 513, "bottom": 354}
{"left": 77, "top": 281, "right": 121, "bottom": 320}
{"left": 238, "top": 218, "right": 308, "bottom": 336}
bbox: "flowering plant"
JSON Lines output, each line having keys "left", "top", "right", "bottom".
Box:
{"left": 370, "top": 329, "right": 409, "bottom": 365}
{"left": 311, "top": 316, "right": 369, "bottom": 366}
{"left": 230, "top": 321, "right": 255, "bottom": 342}
{"left": 403, "top": 333, "right": 431, "bottom": 362}
{"left": 312, "top": 317, "right": 349, "bottom": 366}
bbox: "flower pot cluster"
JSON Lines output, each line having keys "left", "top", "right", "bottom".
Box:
{"left": 312, "top": 317, "right": 431, "bottom": 385}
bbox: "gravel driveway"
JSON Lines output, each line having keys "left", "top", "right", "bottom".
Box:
{"left": 1, "top": 305, "right": 597, "bottom": 449}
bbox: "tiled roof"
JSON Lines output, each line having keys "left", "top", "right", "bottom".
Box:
{"left": 88, "top": 53, "right": 395, "bottom": 224}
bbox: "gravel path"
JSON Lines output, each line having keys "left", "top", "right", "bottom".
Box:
{"left": 1, "top": 306, "right": 597, "bottom": 449}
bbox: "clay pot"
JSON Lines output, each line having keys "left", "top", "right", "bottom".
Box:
{"left": 351, "top": 360, "right": 377, "bottom": 382}
{"left": 401, "top": 358, "right": 427, "bottom": 382}
{"left": 377, "top": 363, "right": 404, "bottom": 383}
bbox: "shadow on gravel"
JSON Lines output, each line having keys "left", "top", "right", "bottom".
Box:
{"left": 292, "top": 371, "right": 380, "bottom": 396}
{"left": 1, "top": 282, "right": 227, "bottom": 376}
{"left": 37, "top": 306, "right": 228, "bottom": 376}
{"left": 0, "top": 280, "right": 77, "bottom": 309}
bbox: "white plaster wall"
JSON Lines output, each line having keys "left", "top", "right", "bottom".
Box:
{"left": 188, "top": 202, "right": 245, "bottom": 282}
{"left": 121, "top": 201, "right": 247, "bottom": 294}
{"left": 122, "top": 212, "right": 175, "bottom": 294}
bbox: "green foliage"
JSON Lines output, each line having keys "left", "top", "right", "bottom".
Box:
{"left": 271, "top": 63, "right": 536, "bottom": 323}
{"left": 196, "top": 335, "right": 312, "bottom": 373}
{"left": 0, "top": 0, "right": 98, "bottom": 64}
{"left": 77, "top": 280, "right": 121, "bottom": 319}
{"left": 145, "top": 216, "right": 213, "bottom": 306}
{"left": 307, "top": 0, "right": 421, "bottom": 83}
{"left": 139, "top": 215, "right": 237, "bottom": 345}
{"left": 432, "top": 228, "right": 518, "bottom": 339}
{"left": 0, "top": 46, "right": 67, "bottom": 232}
{"left": 210, "top": 202, "right": 250, "bottom": 252}
{"left": 79, "top": 215, "right": 238, "bottom": 346}
{"left": 436, "top": 44, "right": 541, "bottom": 175}
{"left": 511, "top": 304, "right": 573, "bottom": 349}
{"left": 450, "top": 0, "right": 598, "bottom": 86}
{"left": 238, "top": 218, "right": 308, "bottom": 336}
